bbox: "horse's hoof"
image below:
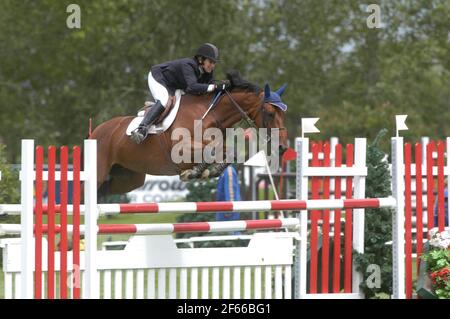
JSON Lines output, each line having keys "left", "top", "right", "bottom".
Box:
{"left": 208, "top": 168, "right": 221, "bottom": 178}
{"left": 201, "top": 169, "right": 210, "bottom": 179}
{"left": 180, "top": 170, "right": 193, "bottom": 181}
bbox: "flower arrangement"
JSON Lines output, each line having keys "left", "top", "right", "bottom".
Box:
{"left": 420, "top": 228, "right": 450, "bottom": 299}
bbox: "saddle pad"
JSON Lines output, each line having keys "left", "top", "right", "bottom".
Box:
{"left": 126, "top": 89, "right": 183, "bottom": 136}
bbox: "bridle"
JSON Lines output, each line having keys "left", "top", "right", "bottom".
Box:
{"left": 223, "top": 90, "right": 287, "bottom": 145}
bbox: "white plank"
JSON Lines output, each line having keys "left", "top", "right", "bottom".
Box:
{"left": 42, "top": 272, "right": 46, "bottom": 299}
{"left": 190, "top": 268, "right": 198, "bottom": 299}
{"left": 284, "top": 266, "right": 292, "bottom": 299}
{"left": 212, "top": 267, "right": 220, "bottom": 299}
{"left": 222, "top": 267, "right": 230, "bottom": 299}
{"left": 136, "top": 270, "right": 144, "bottom": 299}
{"left": 264, "top": 266, "right": 272, "bottom": 299}
{"left": 275, "top": 266, "right": 282, "bottom": 299}
{"left": 169, "top": 268, "right": 177, "bottom": 299}
{"left": 103, "top": 270, "right": 111, "bottom": 299}
{"left": 15, "top": 272, "right": 21, "bottom": 299}
{"left": 125, "top": 270, "right": 133, "bottom": 299}
{"left": 201, "top": 268, "right": 209, "bottom": 299}
{"left": 254, "top": 267, "right": 261, "bottom": 299}
{"left": 147, "top": 269, "right": 155, "bottom": 299}
{"left": 233, "top": 267, "right": 240, "bottom": 299}
{"left": 5, "top": 273, "right": 13, "bottom": 299}
{"left": 157, "top": 269, "right": 166, "bottom": 299}
{"left": 244, "top": 267, "right": 251, "bottom": 299}
{"left": 81, "top": 271, "right": 85, "bottom": 299}
{"left": 179, "top": 268, "right": 188, "bottom": 299}
{"left": 114, "top": 270, "right": 122, "bottom": 299}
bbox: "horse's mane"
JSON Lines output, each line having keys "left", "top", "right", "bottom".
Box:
{"left": 226, "top": 70, "right": 260, "bottom": 94}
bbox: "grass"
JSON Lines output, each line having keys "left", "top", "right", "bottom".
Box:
{"left": 97, "top": 212, "right": 183, "bottom": 243}
{"left": 0, "top": 271, "right": 3, "bottom": 298}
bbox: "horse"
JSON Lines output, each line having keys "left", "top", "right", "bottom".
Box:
{"left": 91, "top": 71, "right": 289, "bottom": 196}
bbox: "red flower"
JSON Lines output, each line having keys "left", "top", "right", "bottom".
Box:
{"left": 439, "top": 268, "right": 450, "bottom": 277}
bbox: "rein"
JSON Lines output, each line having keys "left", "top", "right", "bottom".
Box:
{"left": 223, "top": 90, "right": 287, "bottom": 145}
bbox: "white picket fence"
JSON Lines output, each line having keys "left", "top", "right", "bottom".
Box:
{"left": 1, "top": 233, "right": 295, "bottom": 299}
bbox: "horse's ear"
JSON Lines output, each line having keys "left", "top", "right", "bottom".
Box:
{"left": 264, "top": 83, "right": 271, "bottom": 99}
{"left": 226, "top": 70, "right": 241, "bottom": 87}
{"left": 276, "top": 83, "right": 287, "bottom": 96}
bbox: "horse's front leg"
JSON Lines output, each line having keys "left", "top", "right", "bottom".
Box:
{"left": 202, "top": 162, "right": 230, "bottom": 178}
{"left": 179, "top": 138, "right": 211, "bottom": 181}
{"left": 201, "top": 141, "right": 232, "bottom": 179}
{"left": 180, "top": 162, "right": 210, "bottom": 181}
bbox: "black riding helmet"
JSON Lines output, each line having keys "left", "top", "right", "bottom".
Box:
{"left": 195, "top": 43, "right": 220, "bottom": 63}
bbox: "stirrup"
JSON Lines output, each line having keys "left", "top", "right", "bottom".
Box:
{"left": 130, "top": 126, "right": 148, "bottom": 144}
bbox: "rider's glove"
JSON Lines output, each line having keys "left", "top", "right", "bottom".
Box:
{"left": 215, "top": 80, "right": 231, "bottom": 91}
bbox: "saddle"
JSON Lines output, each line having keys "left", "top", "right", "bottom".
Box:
{"left": 141, "top": 96, "right": 176, "bottom": 125}
{"left": 126, "top": 90, "right": 183, "bottom": 136}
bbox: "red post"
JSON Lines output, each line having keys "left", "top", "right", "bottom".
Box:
{"left": 437, "top": 142, "right": 445, "bottom": 231}
{"left": 309, "top": 143, "right": 320, "bottom": 293}
{"left": 60, "top": 146, "right": 68, "bottom": 298}
{"left": 34, "top": 146, "right": 44, "bottom": 299}
{"left": 404, "top": 143, "right": 413, "bottom": 299}
{"left": 72, "top": 146, "right": 81, "bottom": 299}
{"left": 321, "top": 143, "right": 331, "bottom": 293}
{"left": 47, "top": 146, "right": 56, "bottom": 299}
{"left": 426, "top": 142, "right": 435, "bottom": 230}
{"left": 344, "top": 144, "right": 354, "bottom": 293}
{"left": 333, "top": 144, "right": 342, "bottom": 293}
{"left": 414, "top": 143, "right": 423, "bottom": 277}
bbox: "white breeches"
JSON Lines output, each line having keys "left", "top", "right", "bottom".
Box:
{"left": 148, "top": 72, "right": 169, "bottom": 107}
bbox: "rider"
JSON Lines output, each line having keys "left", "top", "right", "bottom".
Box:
{"left": 130, "top": 43, "right": 231, "bottom": 144}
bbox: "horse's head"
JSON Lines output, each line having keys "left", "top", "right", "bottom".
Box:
{"left": 225, "top": 70, "right": 289, "bottom": 158}
{"left": 261, "top": 83, "right": 289, "bottom": 156}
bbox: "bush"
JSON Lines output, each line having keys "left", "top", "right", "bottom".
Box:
{"left": 0, "top": 143, "right": 21, "bottom": 267}
{"left": 0, "top": 143, "right": 20, "bottom": 206}
{"left": 354, "top": 129, "right": 394, "bottom": 298}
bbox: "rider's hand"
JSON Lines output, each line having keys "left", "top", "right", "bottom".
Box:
{"left": 215, "top": 80, "right": 231, "bottom": 91}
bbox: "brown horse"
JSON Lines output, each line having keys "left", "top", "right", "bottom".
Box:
{"left": 91, "top": 71, "right": 289, "bottom": 196}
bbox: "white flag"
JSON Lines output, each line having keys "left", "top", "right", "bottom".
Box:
{"left": 395, "top": 115, "right": 408, "bottom": 136}
{"left": 301, "top": 118, "right": 320, "bottom": 136}
{"left": 244, "top": 150, "right": 266, "bottom": 167}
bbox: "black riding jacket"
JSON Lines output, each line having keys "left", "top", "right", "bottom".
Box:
{"left": 151, "top": 58, "right": 214, "bottom": 95}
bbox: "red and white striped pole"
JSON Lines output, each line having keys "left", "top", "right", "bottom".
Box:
{"left": 0, "top": 197, "right": 397, "bottom": 215}
{"left": 98, "top": 198, "right": 396, "bottom": 214}
{"left": 0, "top": 218, "right": 299, "bottom": 236}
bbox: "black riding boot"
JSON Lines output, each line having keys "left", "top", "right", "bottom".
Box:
{"left": 130, "top": 101, "right": 165, "bottom": 144}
